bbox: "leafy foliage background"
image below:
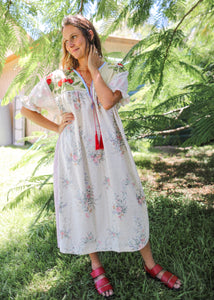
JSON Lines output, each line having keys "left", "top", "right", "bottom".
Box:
{"left": 1, "top": 0, "right": 214, "bottom": 146}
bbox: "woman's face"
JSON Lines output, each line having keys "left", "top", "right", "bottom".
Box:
{"left": 63, "top": 25, "right": 88, "bottom": 61}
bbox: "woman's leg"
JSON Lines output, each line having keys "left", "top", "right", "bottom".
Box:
{"left": 139, "top": 241, "right": 181, "bottom": 289}
{"left": 89, "top": 252, "right": 114, "bottom": 297}
{"left": 89, "top": 252, "right": 103, "bottom": 270}
{"left": 139, "top": 241, "right": 155, "bottom": 269}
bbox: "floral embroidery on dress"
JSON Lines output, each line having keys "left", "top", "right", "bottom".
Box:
{"left": 46, "top": 78, "right": 52, "bottom": 85}
{"left": 96, "top": 239, "right": 102, "bottom": 248}
{"left": 136, "top": 188, "right": 146, "bottom": 206}
{"left": 108, "top": 124, "right": 126, "bottom": 155}
{"left": 63, "top": 243, "right": 77, "bottom": 254}
{"left": 89, "top": 151, "right": 104, "bottom": 165}
{"left": 69, "top": 151, "right": 81, "bottom": 165}
{"left": 77, "top": 172, "right": 96, "bottom": 217}
{"left": 65, "top": 139, "right": 82, "bottom": 165}
{"left": 81, "top": 232, "right": 96, "bottom": 246}
{"left": 59, "top": 201, "right": 68, "bottom": 213}
{"left": 46, "top": 69, "right": 85, "bottom": 95}
{"left": 128, "top": 217, "right": 147, "bottom": 250}
{"left": 112, "top": 192, "right": 127, "bottom": 219}
{"left": 83, "top": 133, "right": 105, "bottom": 165}
{"left": 79, "top": 185, "right": 95, "bottom": 217}
{"left": 108, "top": 62, "right": 126, "bottom": 73}
{"left": 60, "top": 228, "right": 71, "bottom": 240}
{"left": 60, "top": 177, "right": 72, "bottom": 189}
{"left": 107, "top": 228, "right": 120, "bottom": 239}
{"left": 58, "top": 78, "right": 74, "bottom": 87}
{"left": 112, "top": 176, "right": 130, "bottom": 218}
{"left": 46, "top": 73, "right": 53, "bottom": 89}
{"left": 122, "top": 176, "right": 130, "bottom": 186}
{"left": 103, "top": 176, "right": 110, "bottom": 190}
{"left": 73, "top": 95, "right": 81, "bottom": 110}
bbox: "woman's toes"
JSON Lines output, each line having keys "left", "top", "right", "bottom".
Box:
{"left": 103, "top": 289, "right": 113, "bottom": 297}
{"left": 104, "top": 291, "right": 109, "bottom": 297}
{"left": 174, "top": 279, "right": 181, "bottom": 289}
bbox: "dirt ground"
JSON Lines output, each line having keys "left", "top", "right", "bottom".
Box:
{"left": 138, "top": 145, "right": 214, "bottom": 206}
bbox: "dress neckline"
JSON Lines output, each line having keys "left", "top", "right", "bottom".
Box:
{"left": 73, "top": 62, "right": 106, "bottom": 95}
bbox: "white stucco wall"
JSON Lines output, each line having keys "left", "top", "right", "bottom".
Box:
{"left": 0, "top": 55, "right": 20, "bottom": 130}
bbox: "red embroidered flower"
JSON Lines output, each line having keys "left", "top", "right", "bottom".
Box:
{"left": 58, "top": 78, "right": 66, "bottom": 86}
{"left": 58, "top": 78, "right": 73, "bottom": 86}
{"left": 58, "top": 77, "right": 75, "bottom": 86}
{"left": 67, "top": 79, "right": 73, "bottom": 84}
{"left": 46, "top": 78, "right": 52, "bottom": 85}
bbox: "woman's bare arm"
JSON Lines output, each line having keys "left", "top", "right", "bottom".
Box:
{"left": 88, "top": 47, "right": 122, "bottom": 110}
{"left": 91, "top": 70, "right": 122, "bottom": 110}
{"left": 21, "top": 107, "right": 74, "bottom": 134}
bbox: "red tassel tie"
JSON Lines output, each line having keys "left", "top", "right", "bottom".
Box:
{"left": 99, "top": 133, "right": 104, "bottom": 149}
{"left": 90, "top": 92, "right": 104, "bottom": 150}
{"left": 95, "top": 131, "right": 104, "bottom": 150}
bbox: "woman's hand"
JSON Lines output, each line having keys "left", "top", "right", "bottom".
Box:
{"left": 58, "top": 112, "right": 75, "bottom": 134}
{"left": 87, "top": 45, "right": 122, "bottom": 110}
{"left": 88, "top": 45, "right": 102, "bottom": 75}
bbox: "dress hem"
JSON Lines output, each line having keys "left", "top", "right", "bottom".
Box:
{"left": 57, "top": 237, "right": 149, "bottom": 255}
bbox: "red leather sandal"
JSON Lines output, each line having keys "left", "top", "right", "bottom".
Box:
{"left": 90, "top": 267, "right": 114, "bottom": 296}
{"left": 145, "top": 264, "right": 180, "bottom": 290}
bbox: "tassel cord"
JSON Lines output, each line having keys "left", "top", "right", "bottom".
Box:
{"left": 89, "top": 90, "right": 104, "bottom": 150}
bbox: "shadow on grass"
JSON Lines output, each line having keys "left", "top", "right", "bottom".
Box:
{"left": 153, "top": 156, "right": 214, "bottom": 185}
{"left": 0, "top": 195, "right": 214, "bottom": 300}
{"left": 135, "top": 150, "right": 214, "bottom": 206}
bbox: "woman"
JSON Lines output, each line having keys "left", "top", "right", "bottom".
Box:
{"left": 21, "top": 15, "right": 181, "bottom": 297}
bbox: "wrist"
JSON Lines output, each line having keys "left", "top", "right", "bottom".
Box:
{"left": 55, "top": 124, "right": 60, "bottom": 134}
{"left": 51, "top": 123, "right": 60, "bottom": 134}
{"left": 90, "top": 68, "right": 99, "bottom": 81}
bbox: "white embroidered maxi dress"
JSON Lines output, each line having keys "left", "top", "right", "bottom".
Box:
{"left": 22, "top": 62, "right": 149, "bottom": 255}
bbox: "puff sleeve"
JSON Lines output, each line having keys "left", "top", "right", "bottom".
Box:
{"left": 108, "top": 68, "right": 130, "bottom": 108}
{"left": 21, "top": 75, "right": 59, "bottom": 115}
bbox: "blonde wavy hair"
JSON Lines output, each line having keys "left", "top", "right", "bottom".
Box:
{"left": 61, "top": 15, "right": 103, "bottom": 70}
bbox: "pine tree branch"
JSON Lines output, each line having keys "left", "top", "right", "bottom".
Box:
{"left": 5, "top": 0, "right": 12, "bottom": 14}
{"left": 156, "top": 124, "right": 191, "bottom": 135}
{"left": 78, "top": 0, "right": 84, "bottom": 14}
{"left": 163, "top": 105, "right": 190, "bottom": 119}
{"left": 155, "top": 0, "right": 205, "bottom": 97}
{"left": 163, "top": 106, "right": 189, "bottom": 115}
{"left": 163, "top": 0, "right": 204, "bottom": 70}
{"left": 136, "top": 124, "right": 191, "bottom": 139}
{"left": 3, "top": 0, "right": 12, "bottom": 22}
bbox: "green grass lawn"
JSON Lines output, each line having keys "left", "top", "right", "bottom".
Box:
{"left": 0, "top": 143, "right": 214, "bottom": 300}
